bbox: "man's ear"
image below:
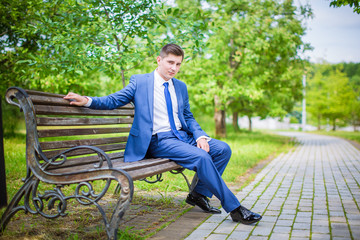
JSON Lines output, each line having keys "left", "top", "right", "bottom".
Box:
{"left": 156, "top": 56, "right": 161, "bottom": 64}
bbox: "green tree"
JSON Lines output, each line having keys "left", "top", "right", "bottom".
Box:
{"left": 307, "top": 63, "right": 358, "bottom": 131}
{"left": 180, "top": 0, "right": 311, "bottom": 136}
{"left": 330, "top": 0, "right": 360, "bottom": 14}
{"left": 1, "top": 0, "right": 210, "bottom": 95}
{"left": 0, "top": 0, "right": 210, "bottom": 135}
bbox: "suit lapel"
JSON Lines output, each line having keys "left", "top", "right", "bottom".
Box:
{"left": 172, "top": 78, "right": 183, "bottom": 112}
{"left": 173, "top": 78, "right": 188, "bottom": 130}
{"left": 147, "top": 72, "right": 154, "bottom": 123}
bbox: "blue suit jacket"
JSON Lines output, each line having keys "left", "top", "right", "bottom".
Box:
{"left": 89, "top": 71, "right": 208, "bottom": 162}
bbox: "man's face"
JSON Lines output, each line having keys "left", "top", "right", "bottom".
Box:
{"left": 156, "top": 53, "right": 183, "bottom": 81}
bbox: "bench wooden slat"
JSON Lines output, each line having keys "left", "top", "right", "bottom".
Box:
{"left": 42, "top": 143, "right": 126, "bottom": 159}
{"left": 113, "top": 158, "right": 175, "bottom": 172}
{"left": 30, "top": 95, "right": 134, "bottom": 109}
{"left": 40, "top": 137, "right": 128, "bottom": 150}
{"left": 37, "top": 117, "right": 133, "bottom": 126}
{"left": 38, "top": 127, "right": 131, "bottom": 138}
{"left": 127, "top": 162, "right": 181, "bottom": 181}
{"left": 26, "top": 89, "right": 65, "bottom": 98}
{"left": 48, "top": 158, "right": 179, "bottom": 180}
{"left": 46, "top": 152, "right": 125, "bottom": 170}
{"left": 35, "top": 105, "right": 135, "bottom": 116}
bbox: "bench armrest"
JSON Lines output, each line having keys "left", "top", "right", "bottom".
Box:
{"left": 36, "top": 145, "right": 114, "bottom": 170}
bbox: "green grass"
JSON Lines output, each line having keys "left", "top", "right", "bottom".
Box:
{"left": 1, "top": 117, "right": 295, "bottom": 199}
{"left": 1, "top": 116, "right": 295, "bottom": 239}
{"left": 311, "top": 130, "right": 360, "bottom": 144}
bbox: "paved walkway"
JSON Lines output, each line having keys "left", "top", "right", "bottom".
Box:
{"left": 185, "top": 132, "right": 360, "bottom": 240}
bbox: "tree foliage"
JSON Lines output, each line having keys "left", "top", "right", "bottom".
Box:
{"left": 0, "top": 0, "right": 210, "bottom": 135}
{"left": 178, "top": 0, "right": 312, "bottom": 136}
{"left": 330, "top": 0, "right": 360, "bottom": 14}
{"left": 307, "top": 63, "right": 360, "bottom": 131}
{"left": 0, "top": 0, "right": 210, "bottom": 96}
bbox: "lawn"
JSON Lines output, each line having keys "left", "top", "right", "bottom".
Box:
{"left": 0, "top": 117, "right": 295, "bottom": 239}
{"left": 311, "top": 130, "right": 360, "bottom": 144}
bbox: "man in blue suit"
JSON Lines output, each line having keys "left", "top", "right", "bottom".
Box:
{"left": 64, "top": 44, "right": 262, "bottom": 224}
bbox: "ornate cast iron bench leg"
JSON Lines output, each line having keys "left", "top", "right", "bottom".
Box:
{"left": 0, "top": 175, "right": 36, "bottom": 233}
{"left": 0, "top": 172, "right": 134, "bottom": 240}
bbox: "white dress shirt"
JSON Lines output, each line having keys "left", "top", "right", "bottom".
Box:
{"left": 152, "top": 69, "right": 182, "bottom": 135}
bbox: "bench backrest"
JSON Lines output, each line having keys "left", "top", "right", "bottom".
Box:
{"left": 6, "top": 87, "right": 134, "bottom": 173}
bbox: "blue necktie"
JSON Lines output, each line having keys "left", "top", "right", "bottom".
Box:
{"left": 163, "top": 82, "right": 183, "bottom": 141}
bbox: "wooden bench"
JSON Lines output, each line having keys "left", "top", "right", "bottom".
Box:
{"left": 1, "top": 87, "right": 197, "bottom": 239}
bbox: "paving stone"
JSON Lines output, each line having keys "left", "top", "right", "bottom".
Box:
{"left": 330, "top": 216, "right": 347, "bottom": 223}
{"left": 293, "top": 221, "right": 311, "bottom": 230}
{"left": 294, "top": 217, "right": 311, "bottom": 224}
{"left": 213, "top": 220, "right": 236, "bottom": 234}
{"left": 290, "top": 237, "right": 310, "bottom": 240}
{"left": 227, "top": 230, "right": 251, "bottom": 239}
{"left": 313, "top": 210, "right": 328, "bottom": 216}
{"left": 197, "top": 222, "right": 221, "bottom": 230}
{"left": 331, "top": 222, "right": 351, "bottom": 238}
{"left": 264, "top": 210, "right": 280, "bottom": 216}
{"left": 278, "top": 214, "right": 295, "bottom": 220}
{"left": 296, "top": 211, "right": 312, "bottom": 218}
{"left": 234, "top": 223, "right": 256, "bottom": 232}
{"left": 247, "top": 236, "right": 268, "bottom": 240}
{"left": 261, "top": 215, "right": 278, "bottom": 223}
{"left": 329, "top": 211, "right": 345, "bottom": 217}
{"left": 272, "top": 225, "right": 291, "bottom": 234}
{"left": 281, "top": 209, "right": 297, "bottom": 215}
{"left": 184, "top": 229, "right": 211, "bottom": 240}
{"left": 251, "top": 226, "right": 273, "bottom": 236}
{"left": 291, "top": 229, "right": 310, "bottom": 237}
{"left": 312, "top": 225, "right": 330, "bottom": 234}
{"left": 269, "top": 233, "right": 290, "bottom": 240}
{"left": 275, "top": 219, "right": 293, "bottom": 227}
{"left": 206, "top": 233, "right": 228, "bottom": 240}
{"left": 311, "top": 233, "right": 331, "bottom": 240}
{"left": 297, "top": 206, "right": 312, "bottom": 212}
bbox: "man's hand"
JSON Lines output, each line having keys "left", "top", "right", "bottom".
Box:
{"left": 197, "top": 138, "right": 210, "bottom": 152}
{"left": 63, "top": 92, "right": 88, "bottom": 106}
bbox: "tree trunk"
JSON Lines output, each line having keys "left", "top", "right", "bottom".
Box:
{"left": 214, "top": 95, "right": 226, "bottom": 138}
{"left": 317, "top": 115, "right": 321, "bottom": 131}
{"left": 247, "top": 115, "right": 252, "bottom": 132}
{"left": 121, "top": 69, "right": 126, "bottom": 88}
{"left": 232, "top": 112, "right": 240, "bottom": 132}
{"left": 332, "top": 118, "right": 336, "bottom": 131}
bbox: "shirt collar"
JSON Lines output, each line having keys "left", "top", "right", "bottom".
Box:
{"left": 154, "top": 69, "right": 173, "bottom": 88}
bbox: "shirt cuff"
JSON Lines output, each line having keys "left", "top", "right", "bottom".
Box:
{"left": 196, "top": 136, "right": 211, "bottom": 142}
{"left": 84, "top": 96, "right": 92, "bottom": 107}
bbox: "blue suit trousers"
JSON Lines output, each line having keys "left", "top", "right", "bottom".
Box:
{"left": 147, "top": 130, "right": 240, "bottom": 213}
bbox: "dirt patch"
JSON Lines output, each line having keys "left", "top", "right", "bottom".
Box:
{"left": 0, "top": 193, "right": 190, "bottom": 240}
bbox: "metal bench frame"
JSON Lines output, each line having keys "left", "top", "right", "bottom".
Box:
{"left": 1, "top": 87, "right": 198, "bottom": 240}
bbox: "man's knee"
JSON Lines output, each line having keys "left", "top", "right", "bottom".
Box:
{"left": 219, "top": 141, "right": 232, "bottom": 159}
{"left": 195, "top": 150, "right": 214, "bottom": 167}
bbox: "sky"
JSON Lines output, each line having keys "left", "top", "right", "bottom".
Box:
{"left": 296, "top": 0, "right": 360, "bottom": 63}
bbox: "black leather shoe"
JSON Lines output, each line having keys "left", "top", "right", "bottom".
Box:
{"left": 230, "top": 205, "right": 262, "bottom": 224}
{"left": 186, "top": 192, "right": 221, "bottom": 214}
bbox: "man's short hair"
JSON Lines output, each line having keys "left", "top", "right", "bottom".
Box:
{"left": 160, "top": 44, "right": 184, "bottom": 60}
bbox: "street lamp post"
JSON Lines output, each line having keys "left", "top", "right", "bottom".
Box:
{"left": 302, "top": 75, "right": 306, "bottom": 131}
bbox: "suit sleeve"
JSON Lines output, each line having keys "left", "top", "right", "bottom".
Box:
{"left": 182, "top": 84, "right": 209, "bottom": 140}
{"left": 89, "top": 76, "right": 136, "bottom": 110}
